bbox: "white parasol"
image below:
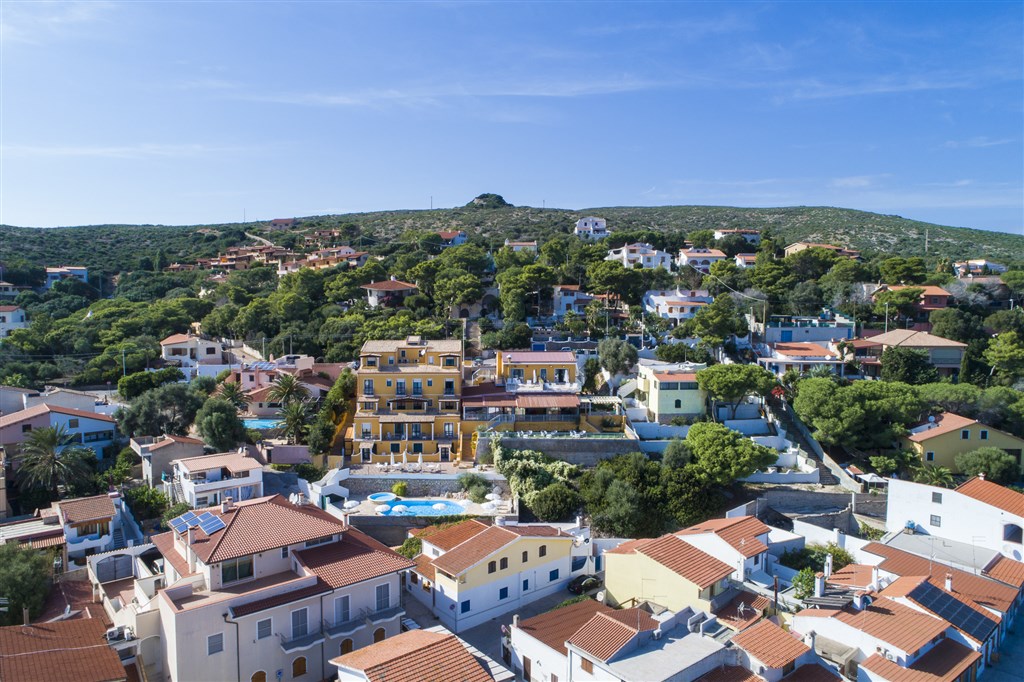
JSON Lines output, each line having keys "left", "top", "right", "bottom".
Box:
{"left": 375, "top": 504, "right": 391, "bottom": 514}
{"left": 432, "top": 503, "right": 447, "bottom": 511}
{"left": 343, "top": 500, "right": 360, "bottom": 510}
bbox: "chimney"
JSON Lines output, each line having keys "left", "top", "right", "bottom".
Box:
{"left": 23, "top": 607, "right": 30, "bottom": 625}
{"left": 852, "top": 591, "right": 869, "bottom": 610}
{"left": 512, "top": 615, "right": 520, "bottom": 628}
{"left": 979, "top": 472, "right": 986, "bottom": 481}
{"left": 814, "top": 572, "right": 825, "bottom": 598}
{"left": 806, "top": 631, "right": 817, "bottom": 652}
{"left": 824, "top": 553, "right": 834, "bottom": 578}
{"left": 945, "top": 573, "right": 953, "bottom": 592}
{"left": 187, "top": 526, "right": 196, "bottom": 546}
{"left": 871, "top": 566, "right": 880, "bottom": 591}
{"left": 390, "top": 275, "right": 397, "bottom": 281}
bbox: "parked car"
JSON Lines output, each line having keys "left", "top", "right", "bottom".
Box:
{"left": 400, "top": 618, "right": 421, "bottom": 632}
{"left": 568, "top": 574, "right": 602, "bottom": 595}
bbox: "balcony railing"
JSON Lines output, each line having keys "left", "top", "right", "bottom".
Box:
{"left": 278, "top": 628, "right": 325, "bottom": 653}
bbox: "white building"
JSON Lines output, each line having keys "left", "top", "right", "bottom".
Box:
{"left": 713, "top": 229, "right": 761, "bottom": 244}
{"left": 45, "top": 265, "right": 89, "bottom": 289}
{"left": 886, "top": 477, "right": 1024, "bottom": 562}
{"left": 56, "top": 492, "right": 133, "bottom": 558}
{"left": 677, "top": 248, "right": 727, "bottom": 274}
{"left": 0, "top": 304, "right": 27, "bottom": 339}
{"left": 167, "top": 451, "right": 264, "bottom": 508}
{"left": 642, "top": 289, "right": 714, "bottom": 324}
{"left": 553, "top": 285, "right": 596, "bottom": 319}
{"left": 751, "top": 314, "right": 856, "bottom": 345}
{"left": 954, "top": 259, "right": 1007, "bottom": 277}
{"left": 735, "top": 253, "right": 758, "bottom": 269}
{"left": 504, "top": 239, "right": 538, "bottom": 253}
{"left": 149, "top": 494, "right": 414, "bottom": 682}
{"left": 574, "top": 217, "right": 610, "bottom": 240}
{"left": 756, "top": 342, "right": 844, "bottom": 378}
{"left": 606, "top": 243, "right": 673, "bottom": 271}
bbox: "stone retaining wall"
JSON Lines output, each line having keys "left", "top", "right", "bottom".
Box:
{"left": 482, "top": 436, "right": 641, "bottom": 467}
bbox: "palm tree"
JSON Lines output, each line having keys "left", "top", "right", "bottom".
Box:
{"left": 217, "top": 382, "right": 249, "bottom": 411}
{"left": 17, "top": 425, "right": 94, "bottom": 499}
{"left": 914, "top": 465, "right": 955, "bottom": 488}
{"left": 268, "top": 374, "right": 310, "bottom": 407}
{"left": 278, "top": 401, "right": 312, "bottom": 445}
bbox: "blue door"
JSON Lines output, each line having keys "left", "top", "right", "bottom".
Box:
{"left": 780, "top": 330, "right": 793, "bottom": 342}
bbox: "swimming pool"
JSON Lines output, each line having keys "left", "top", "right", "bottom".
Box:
{"left": 368, "top": 492, "right": 397, "bottom": 503}
{"left": 243, "top": 418, "right": 282, "bottom": 430}
{"left": 380, "top": 499, "right": 467, "bottom": 517}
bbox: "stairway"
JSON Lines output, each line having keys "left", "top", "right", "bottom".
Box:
{"left": 769, "top": 397, "right": 839, "bottom": 486}
{"left": 171, "top": 478, "right": 185, "bottom": 504}
{"left": 111, "top": 527, "right": 126, "bottom": 550}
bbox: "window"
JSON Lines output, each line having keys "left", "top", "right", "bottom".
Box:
{"left": 581, "top": 658, "right": 594, "bottom": 674}
{"left": 539, "top": 545, "right": 547, "bottom": 558}
{"left": 21, "top": 424, "right": 31, "bottom": 433}
{"left": 207, "top": 633, "right": 224, "bottom": 655}
{"left": 930, "top": 515, "right": 942, "bottom": 527}
{"left": 375, "top": 583, "right": 390, "bottom": 611}
{"left": 221, "top": 555, "right": 254, "bottom": 584}
{"left": 522, "top": 550, "right": 529, "bottom": 563}
{"left": 68, "top": 418, "right": 79, "bottom": 428}
{"left": 932, "top": 492, "right": 943, "bottom": 504}
{"left": 674, "top": 399, "right": 681, "bottom": 409}
{"left": 291, "top": 608, "right": 308, "bottom": 639}
{"left": 926, "top": 451, "right": 935, "bottom": 462}
{"left": 499, "top": 587, "right": 509, "bottom": 600}
{"left": 412, "top": 380, "right": 422, "bottom": 396}
{"left": 488, "top": 561, "right": 496, "bottom": 574}
{"left": 500, "top": 557, "right": 508, "bottom": 570}
{"left": 340, "top": 639, "right": 353, "bottom": 655}
{"left": 549, "top": 569, "right": 559, "bottom": 582}
{"left": 410, "top": 572, "right": 418, "bottom": 584}
{"left": 391, "top": 443, "right": 400, "bottom": 453}
{"left": 257, "top": 618, "right": 272, "bottom": 640}
{"left": 444, "top": 422, "right": 455, "bottom": 437}
{"left": 373, "top": 628, "right": 386, "bottom": 643}
{"left": 334, "top": 595, "right": 350, "bottom": 624}
{"left": 981, "top": 430, "right": 989, "bottom": 440}
{"left": 363, "top": 379, "right": 374, "bottom": 395}
{"left": 291, "top": 657, "right": 306, "bottom": 678}
{"left": 444, "top": 357, "right": 456, "bottom": 367}
{"left": 251, "top": 672, "right": 267, "bottom": 682}
{"left": 304, "top": 536, "right": 331, "bottom": 548}
{"left": 961, "top": 430, "right": 970, "bottom": 440}
{"left": 461, "top": 600, "right": 471, "bottom": 613}
{"left": 444, "top": 379, "right": 455, "bottom": 395}
{"left": 412, "top": 443, "right": 423, "bottom": 454}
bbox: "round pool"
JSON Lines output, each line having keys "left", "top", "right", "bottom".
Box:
{"left": 368, "top": 492, "right": 397, "bottom": 503}
{"left": 380, "top": 499, "right": 466, "bottom": 517}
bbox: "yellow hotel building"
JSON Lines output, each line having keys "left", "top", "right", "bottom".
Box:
{"left": 350, "top": 336, "right": 464, "bottom": 463}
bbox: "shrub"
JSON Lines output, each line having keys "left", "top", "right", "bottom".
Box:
{"left": 295, "top": 463, "right": 326, "bottom": 482}
{"left": 955, "top": 447, "right": 1021, "bottom": 484}
{"left": 161, "top": 502, "right": 191, "bottom": 526}
{"left": 779, "top": 543, "right": 855, "bottom": 572}
{"left": 525, "top": 483, "right": 581, "bottom": 522}
{"left": 396, "top": 536, "right": 421, "bottom": 559}
{"left": 859, "top": 522, "right": 885, "bottom": 541}
{"left": 457, "top": 473, "right": 490, "bottom": 503}
{"left": 270, "top": 463, "right": 291, "bottom": 471}
{"left": 124, "top": 486, "right": 169, "bottom": 521}
{"left": 793, "top": 567, "right": 816, "bottom": 599}
{"left": 391, "top": 481, "right": 409, "bottom": 497}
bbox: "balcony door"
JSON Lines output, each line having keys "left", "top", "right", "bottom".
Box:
{"left": 291, "top": 608, "right": 308, "bottom": 639}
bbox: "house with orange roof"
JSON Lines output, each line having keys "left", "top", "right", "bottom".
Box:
{"left": 851, "top": 329, "right": 966, "bottom": 379}
{"left": 872, "top": 284, "right": 953, "bottom": 321}
{"left": 735, "top": 253, "right": 759, "bottom": 269}
{"left": 896, "top": 413, "right": 1024, "bottom": 472}
{"left": 437, "top": 229, "right": 469, "bottom": 247}
{"left": 678, "top": 247, "right": 728, "bottom": 274}
{"left": 504, "top": 238, "right": 538, "bottom": 252}
{"left": 731, "top": 619, "right": 815, "bottom": 681}
{"left": 0, "top": 303, "right": 27, "bottom": 339}
{"left": 0, "top": 618, "right": 128, "bottom": 682}
{"left": 332, "top": 627, "right": 501, "bottom": 682}
{"left": 144, "top": 494, "right": 413, "bottom": 682}
{"left": 0, "top": 403, "right": 117, "bottom": 458}
{"left": 783, "top": 243, "right": 861, "bottom": 260}
{"left": 643, "top": 288, "right": 714, "bottom": 324}
{"left": 360, "top": 277, "right": 419, "bottom": 308}
{"left": 54, "top": 492, "right": 134, "bottom": 558}
{"left": 756, "top": 342, "right": 845, "bottom": 378}
{"left": 635, "top": 360, "right": 708, "bottom": 422}
{"left": 131, "top": 434, "right": 205, "bottom": 486}
{"left": 167, "top": 450, "right": 264, "bottom": 508}
{"left": 606, "top": 242, "right": 674, "bottom": 271}
{"left": 405, "top": 518, "right": 582, "bottom": 632}
{"left": 714, "top": 228, "right": 762, "bottom": 244}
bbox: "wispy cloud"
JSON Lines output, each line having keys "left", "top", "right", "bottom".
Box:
{"left": 787, "top": 72, "right": 1000, "bottom": 100}
{"left": 577, "top": 14, "right": 752, "bottom": 38}
{"left": 829, "top": 174, "right": 890, "bottom": 189}
{"left": 944, "top": 136, "right": 1015, "bottom": 149}
{"left": 0, "top": 1, "right": 115, "bottom": 44}
{"left": 1, "top": 143, "right": 240, "bottom": 159}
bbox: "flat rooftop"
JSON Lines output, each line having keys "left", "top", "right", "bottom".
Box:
{"left": 885, "top": 533, "right": 999, "bottom": 574}
{"left": 607, "top": 626, "right": 725, "bottom": 681}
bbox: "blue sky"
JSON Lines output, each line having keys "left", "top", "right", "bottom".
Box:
{"left": 1, "top": 1, "right": 1021, "bottom": 234}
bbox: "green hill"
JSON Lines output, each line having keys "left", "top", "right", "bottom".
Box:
{"left": 2, "top": 204, "right": 1021, "bottom": 273}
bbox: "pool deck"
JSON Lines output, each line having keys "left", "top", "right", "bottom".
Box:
{"left": 345, "top": 494, "right": 512, "bottom": 518}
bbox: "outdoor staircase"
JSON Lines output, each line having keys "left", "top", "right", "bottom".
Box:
{"left": 171, "top": 478, "right": 185, "bottom": 504}
{"left": 111, "top": 527, "right": 126, "bottom": 550}
{"left": 769, "top": 397, "right": 839, "bottom": 486}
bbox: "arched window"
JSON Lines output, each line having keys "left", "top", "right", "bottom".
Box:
{"left": 292, "top": 657, "right": 306, "bottom": 678}
{"left": 252, "top": 672, "right": 267, "bottom": 682}
{"left": 340, "top": 639, "right": 354, "bottom": 655}
{"left": 374, "top": 627, "right": 386, "bottom": 643}
{"left": 674, "top": 399, "right": 681, "bottom": 408}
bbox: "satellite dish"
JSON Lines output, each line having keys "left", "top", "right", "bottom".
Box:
{"left": 596, "top": 590, "right": 606, "bottom": 603}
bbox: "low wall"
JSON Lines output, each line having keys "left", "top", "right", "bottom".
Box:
{"left": 481, "top": 436, "right": 640, "bottom": 467}
{"left": 631, "top": 423, "right": 688, "bottom": 440}
{"left": 743, "top": 469, "right": 820, "bottom": 484}
{"left": 763, "top": 489, "right": 887, "bottom": 517}
{"left": 723, "top": 419, "right": 771, "bottom": 436}
{"left": 349, "top": 513, "right": 514, "bottom": 547}
{"left": 345, "top": 472, "right": 506, "bottom": 498}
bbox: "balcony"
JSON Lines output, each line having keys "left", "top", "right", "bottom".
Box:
{"left": 278, "top": 629, "right": 325, "bottom": 653}
{"left": 506, "top": 379, "right": 579, "bottom": 394}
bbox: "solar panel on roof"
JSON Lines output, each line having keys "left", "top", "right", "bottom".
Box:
{"left": 197, "top": 511, "right": 226, "bottom": 535}
{"left": 169, "top": 510, "right": 199, "bottom": 534}
{"left": 169, "top": 517, "right": 189, "bottom": 534}
{"left": 908, "top": 581, "right": 997, "bottom": 643}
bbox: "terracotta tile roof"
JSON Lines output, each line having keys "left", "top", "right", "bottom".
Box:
{"left": 332, "top": 629, "right": 494, "bottom": 682}
{"left": 983, "top": 554, "right": 1024, "bottom": 588}
{"left": 678, "top": 516, "right": 770, "bottom": 558}
{"left": 605, "top": 537, "right": 654, "bottom": 555}
{"left": 504, "top": 351, "right": 576, "bottom": 363}
{"left": 781, "top": 664, "right": 841, "bottom": 682}
{"left": 826, "top": 563, "right": 875, "bottom": 590}
{"left": 864, "top": 543, "right": 1018, "bottom": 613}
{"left": 653, "top": 372, "right": 698, "bottom": 382}
{"left": 955, "top": 476, "right": 1024, "bottom": 517}
{"left": 150, "top": 531, "right": 195, "bottom": 577}
{"left": 0, "top": 618, "right": 128, "bottom": 682}
{"left": 865, "top": 329, "right": 966, "bottom": 349}
{"left": 0, "top": 402, "right": 114, "bottom": 428}
{"left": 732, "top": 619, "right": 810, "bottom": 668}
{"left": 295, "top": 527, "right": 413, "bottom": 589}
{"left": 413, "top": 553, "right": 436, "bottom": 582}
{"left": 0, "top": 304, "right": 22, "bottom": 312}
{"left": 905, "top": 413, "right": 980, "bottom": 442}
{"left": 696, "top": 666, "right": 763, "bottom": 682}
{"left": 27, "top": 533, "right": 66, "bottom": 549}
{"left": 516, "top": 598, "right": 613, "bottom": 656}
{"left": 230, "top": 579, "right": 332, "bottom": 618}
{"left": 681, "top": 248, "right": 727, "bottom": 258}
{"left": 185, "top": 495, "right": 346, "bottom": 564}
{"left": 431, "top": 524, "right": 569, "bottom": 576}
{"left": 887, "top": 285, "right": 952, "bottom": 298}
{"left": 409, "top": 518, "right": 489, "bottom": 548}
{"left": 58, "top": 495, "right": 117, "bottom": 525}
{"left": 160, "top": 333, "right": 192, "bottom": 345}
{"left": 771, "top": 342, "right": 838, "bottom": 359}
{"left": 173, "top": 451, "right": 263, "bottom": 474}
{"left": 623, "top": 533, "right": 734, "bottom": 589}
{"left": 714, "top": 591, "right": 772, "bottom": 631}
{"left": 567, "top": 608, "right": 658, "bottom": 661}
{"left": 858, "top": 638, "right": 980, "bottom": 682}
{"left": 360, "top": 338, "right": 462, "bottom": 354}
{"left": 147, "top": 434, "right": 204, "bottom": 450}
{"left": 515, "top": 393, "right": 579, "bottom": 409}
{"left": 832, "top": 597, "right": 949, "bottom": 653}
{"left": 879, "top": 576, "right": 999, "bottom": 644}
{"left": 361, "top": 279, "right": 418, "bottom": 291}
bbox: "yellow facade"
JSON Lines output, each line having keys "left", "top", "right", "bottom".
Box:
{"left": 496, "top": 351, "right": 578, "bottom": 385}
{"left": 433, "top": 536, "right": 573, "bottom": 595}
{"left": 635, "top": 365, "right": 707, "bottom": 422}
{"left": 604, "top": 550, "right": 728, "bottom": 613}
{"left": 901, "top": 424, "right": 1024, "bottom": 472}
{"left": 351, "top": 336, "right": 464, "bottom": 463}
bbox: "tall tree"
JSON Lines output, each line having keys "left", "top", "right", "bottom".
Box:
{"left": 880, "top": 347, "right": 939, "bottom": 385}
{"left": 195, "top": 397, "right": 247, "bottom": 451}
{"left": 696, "top": 364, "right": 776, "bottom": 420}
{"left": 685, "top": 422, "right": 777, "bottom": 485}
{"left": 984, "top": 331, "right": 1024, "bottom": 385}
{"left": 16, "top": 425, "right": 94, "bottom": 499}
{"left": 683, "top": 294, "right": 748, "bottom": 353}
{"left": 217, "top": 381, "right": 250, "bottom": 411}
{"left": 279, "top": 401, "right": 312, "bottom": 445}
{"left": 955, "top": 447, "right": 1021, "bottom": 484}
{"left": 0, "top": 544, "right": 50, "bottom": 626}
{"left": 268, "top": 374, "right": 311, "bottom": 407}
{"left": 597, "top": 338, "right": 638, "bottom": 395}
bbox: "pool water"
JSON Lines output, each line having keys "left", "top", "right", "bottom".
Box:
{"left": 368, "top": 492, "right": 397, "bottom": 503}
{"left": 382, "top": 499, "right": 466, "bottom": 517}
{"left": 243, "top": 418, "right": 283, "bottom": 430}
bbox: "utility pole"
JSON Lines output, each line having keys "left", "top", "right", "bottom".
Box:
{"left": 122, "top": 348, "right": 127, "bottom": 377}
{"left": 261, "top": 337, "right": 266, "bottom": 360}
{"left": 885, "top": 301, "right": 890, "bottom": 334}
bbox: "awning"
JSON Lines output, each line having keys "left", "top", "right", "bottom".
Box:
{"left": 378, "top": 414, "right": 439, "bottom": 423}
{"left": 462, "top": 395, "right": 517, "bottom": 408}
{"left": 516, "top": 394, "right": 580, "bottom": 409}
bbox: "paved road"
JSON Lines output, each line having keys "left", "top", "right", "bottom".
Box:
{"left": 245, "top": 231, "right": 274, "bottom": 247}
{"left": 986, "top": 624, "right": 1024, "bottom": 681}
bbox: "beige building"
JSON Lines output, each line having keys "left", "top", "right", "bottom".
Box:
{"left": 899, "top": 412, "right": 1024, "bottom": 472}
{"left": 131, "top": 434, "right": 205, "bottom": 486}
